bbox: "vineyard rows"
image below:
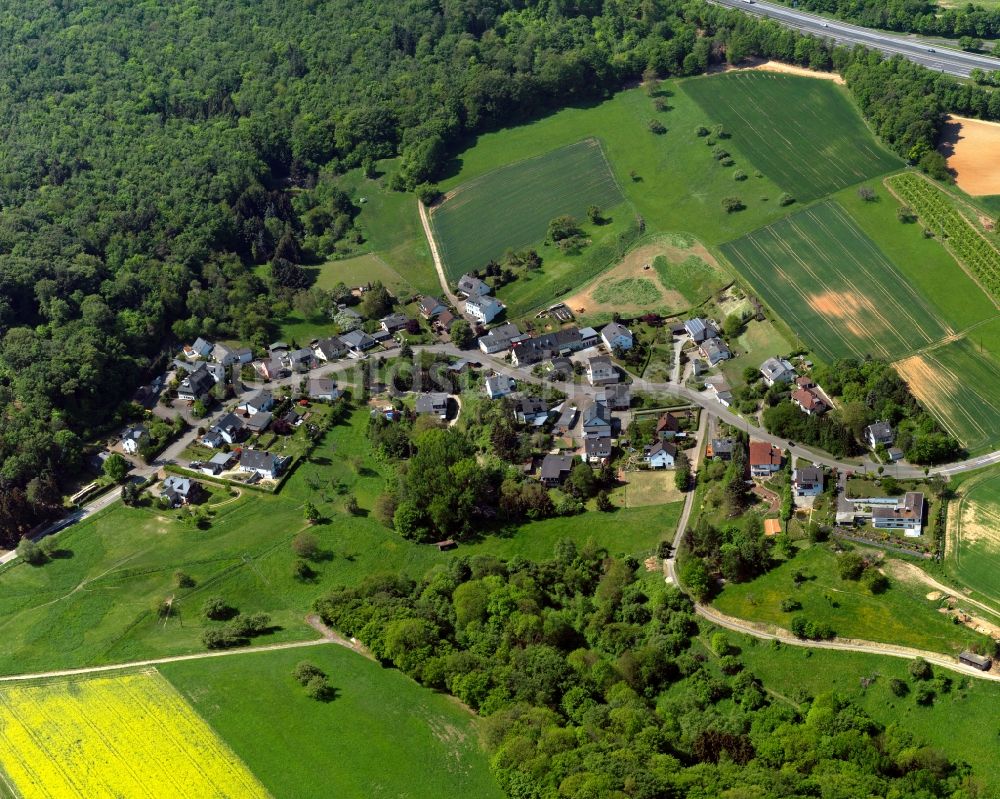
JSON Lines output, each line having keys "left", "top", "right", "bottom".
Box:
{"left": 888, "top": 173, "right": 1000, "bottom": 303}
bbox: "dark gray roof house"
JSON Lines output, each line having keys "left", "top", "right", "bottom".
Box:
{"left": 540, "top": 454, "right": 574, "bottom": 486}
{"left": 515, "top": 397, "right": 551, "bottom": 426}
{"left": 415, "top": 392, "right": 449, "bottom": 418}
{"left": 603, "top": 383, "right": 631, "bottom": 410}
{"left": 340, "top": 329, "right": 377, "bottom": 353}
{"left": 307, "top": 377, "right": 341, "bottom": 401}
{"left": 177, "top": 364, "right": 214, "bottom": 401}
{"left": 457, "top": 274, "right": 491, "bottom": 298}
{"left": 313, "top": 337, "right": 347, "bottom": 362}
{"left": 239, "top": 448, "right": 285, "bottom": 479}
{"left": 582, "top": 400, "right": 612, "bottom": 437}
{"left": 418, "top": 296, "right": 447, "bottom": 319}
{"left": 245, "top": 411, "right": 273, "bottom": 433}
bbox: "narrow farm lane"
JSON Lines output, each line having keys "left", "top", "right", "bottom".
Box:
{"left": 417, "top": 199, "right": 461, "bottom": 308}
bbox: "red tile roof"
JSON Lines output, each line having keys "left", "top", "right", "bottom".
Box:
{"left": 749, "top": 441, "right": 782, "bottom": 467}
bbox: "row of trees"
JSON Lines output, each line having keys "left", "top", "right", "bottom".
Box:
{"left": 314, "top": 547, "right": 973, "bottom": 797}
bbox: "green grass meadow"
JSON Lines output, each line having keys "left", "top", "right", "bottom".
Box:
{"left": 0, "top": 406, "right": 679, "bottom": 676}
{"left": 653, "top": 253, "right": 729, "bottom": 306}
{"left": 721, "top": 200, "right": 951, "bottom": 362}
{"left": 948, "top": 467, "right": 1000, "bottom": 608}
{"left": 431, "top": 138, "right": 625, "bottom": 281}
{"left": 161, "top": 646, "right": 502, "bottom": 799}
{"left": 681, "top": 72, "right": 901, "bottom": 202}
{"left": 712, "top": 544, "right": 985, "bottom": 655}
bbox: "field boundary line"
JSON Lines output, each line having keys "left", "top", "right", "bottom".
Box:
{"left": 0, "top": 637, "right": 335, "bottom": 684}
{"left": 417, "top": 199, "right": 460, "bottom": 307}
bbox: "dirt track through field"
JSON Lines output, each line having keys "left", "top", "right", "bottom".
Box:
{"left": 939, "top": 115, "right": 1000, "bottom": 196}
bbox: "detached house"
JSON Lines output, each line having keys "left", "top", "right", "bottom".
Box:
{"left": 307, "top": 377, "right": 341, "bottom": 401}
{"left": 485, "top": 374, "right": 516, "bottom": 400}
{"left": 699, "top": 337, "right": 731, "bottom": 366}
{"left": 515, "top": 398, "right": 551, "bottom": 427}
{"left": 161, "top": 476, "right": 202, "bottom": 508}
{"left": 684, "top": 318, "right": 718, "bottom": 343}
{"left": 340, "top": 329, "right": 377, "bottom": 357}
{"left": 586, "top": 356, "right": 618, "bottom": 387}
{"left": 177, "top": 365, "right": 214, "bottom": 402}
{"left": 601, "top": 322, "right": 633, "bottom": 352}
{"left": 872, "top": 492, "right": 925, "bottom": 535}
{"left": 644, "top": 441, "right": 676, "bottom": 469}
{"left": 792, "top": 388, "right": 828, "bottom": 416}
{"left": 793, "top": 466, "right": 823, "bottom": 496}
{"left": 240, "top": 390, "right": 274, "bottom": 416}
{"left": 183, "top": 337, "right": 213, "bottom": 360}
{"left": 313, "top": 337, "right": 347, "bottom": 362}
{"left": 457, "top": 274, "right": 491, "bottom": 298}
{"left": 748, "top": 441, "right": 783, "bottom": 477}
{"left": 585, "top": 435, "right": 613, "bottom": 465}
{"left": 203, "top": 412, "right": 246, "bottom": 448}
{"left": 760, "top": 357, "right": 796, "bottom": 386}
{"left": 707, "top": 438, "right": 734, "bottom": 461}
{"left": 380, "top": 313, "right": 409, "bottom": 334}
{"left": 656, "top": 413, "right": 679, "bottom": 440}
{"left": 581, "top": 401, "right": 612, "bottom": 439}
{"left": 540, "top": 454, "right": 574, "bottom": 487}
{"left": 418, "top": 296, "right": 447, "bottom": 320}
{"left": 465, "top": 294, "right": 505, "bottom": 325}
{"left": 603, "top": 383, "right": 631, "bottom": 411}
{"left": 865, "top": 421, "right": 894, "bottom": 449}
{"left": 478, "top": 322, "right": 527, "bottom": 354}
{"left": 120, "top": 425, "right": 149, "bottom": 455}
{"left": 239, "top": 449, "right": 286, "bottom": 481}
{"left": 415, "top": 392, "right": 449, "bottom": 419}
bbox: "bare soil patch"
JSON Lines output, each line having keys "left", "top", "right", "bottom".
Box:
{"left": 713, "top": 58, "right": 845, "bottom": 84}
{"left": 939, "top": 115, "right": 1000, "bottom": 196}
{"left": 806, "top": 289, "right": 890, "bottom": 339}
{"left": 565, "top": 243, "right": 684, "bottom": 316}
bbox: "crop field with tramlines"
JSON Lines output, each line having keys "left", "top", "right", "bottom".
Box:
{"left": 0, "top": 671, "right": 270, "bottom": 798}
{"left": 720, "top": 200, "right": 951, "bottom": 362}
{"left": 948, "top": 469, "right": 1000, "bottom": 609}
{"left": 682, "top": 72, "right": 900, "bottom": 202}
{"left": 887, "top": 172, "right": 1000, "bottom": 303}
{"left": 430, "top": 138, "right": 625, "bottom": 282}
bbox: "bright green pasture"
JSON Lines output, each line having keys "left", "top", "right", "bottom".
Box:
{"left": 721, "top": 200, "right": 950, "bottom": 362}
{"left": 438, "top": 84, "right": 793, "bottom": 248}
{"left": 682, "top": 72, "right": 901, "bottom": 202}
{"left": 653, "top": 253, "right": 729, "bottom": 305}
{"left": 431, "top": 138, "right": 625, "bottom": 281}
{"left": 712, "top": 544, "right": 985, "bottom": 654}
{"left": 0, "top": 406, "right": 679, "bottom": 676}
{"left": 732, "top": 638, "right": 1000, "bottom": 792}
{"left": 161, "top": 646, "right": 502, "bottom": 799}
{"left": 948, "top": 467, "right": 1000, "bottom": 608}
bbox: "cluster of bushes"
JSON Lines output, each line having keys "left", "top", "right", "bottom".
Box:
{"left": 837, "top": 550, "right": 890, "bottom": 593}
{"left": 292, "top": 661, "right": 336, "bottom": 701}
{"left": 313, "top": 544, "right": 971, "bottom": 796}
{"left": 790, "top": 614, "right": 836, "bottom": 640}
{"left": 200, "top": 597, "right": 272, "bottom": 649}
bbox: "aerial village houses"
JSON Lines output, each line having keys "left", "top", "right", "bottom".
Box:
{"left": 865, "top": 420, "right": 894, "bottom": 449}
{"left": 183, "top": 337, "right": 213, "bottom": 360}
{"left": 760, "top": 356, "right": 796, "bottom": 386}
{"left": 644, "top": 441, "right": 676, "bottom": 469}
{"left": 540, "top": 454, "right": 574, "bottom": 487}
{"left": 415, "top": 392, "right": 449, "bottom": 419}
{"left": 465, "top": 293, "right": 505, "bottom": 324}
{"left": 699, "top": 336, "right": 731, "bottom": 366}
{"left": 509, "top": 326, "right": 599, "bottom": 367}
{"left": 418, "top": 296, "right": 447, "bottom": 320}
{"left": 515, "top": 397, "right": 551, "bottom": 426}
{"left": 792, "top": 386, "right": 828, "bottom": 415}
{"left": 485, "top": 374, "right": 516, "bottom": 400}
{"left": 380, "top": 313, "right": 409, "bottom": 334}
{"left": 240, "top": 390, "right": 274, "bottom": 416}
{"left": 120, "top": 425, "right": 149, "bottom": 455}
{"left": 313, "top": 336, "right": 347, "bottom": 362}
{"left": 340, "top": 329, "right": 377, "bottom": 357}
{"left": 177, "top": 365, "right": 214, "bottom": 402}
{"left": 478, "top": 322, "right": 527, "bottom": 354}
{"left": 601, "top": 322, "right": 633, "bottom": 352}
{"left": 160, "top": 476, "right": 202, "bottom": 508}
{"left": 581, "top": 400, "right": 613, "bottom": 439}
{"left": 749, "top": 441, "right": 783, "bottom": 477}
{"left": 792, "top": 466, "right": 823, "bottom": 497}
{"left": 657, "top": 412, "right": 680, "bottom": 440}
{"left": 457, "top": 274, "right": 491, "bottom": 298}
{"left": 584, "top": 435, "right": 613, "bottom": 465}
{"left": 307, "top": 377, "right": 341, "bottom": 401}
{"left": 603, "top": 383, "right": 631, "bottom": 411}
{"left": 684, "top": 318, "right": 718, "bottom": 344}
{"left": 707, "top": 438, "right": 734, "bottom": 460}
{"left": 239, "top": 449, "right": 286, "bottom": 481}
{"left": 586, "top": 356, "right": 618, "bottom": 386}
{"left": 836, "top": 492, "right": 926, "bottom": 536}
{"left": 202, "top": 412, "right": 246, "bottom": 448}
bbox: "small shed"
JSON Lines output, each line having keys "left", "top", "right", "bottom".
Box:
{"left": 434, "top": 539, "right": 458, "bottom": 551}
{"left": 959, "top": 650, "right": 992, "bottom": 671}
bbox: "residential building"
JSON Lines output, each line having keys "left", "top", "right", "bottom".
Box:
{"left": 515, "top": 397, "right": 551, "bottom": 427}
{"left": 760, "top": 357, "right": 796, "bottom": 386}
{"left": 585, "top": 435, "right": 613, "bottom": 465}
{"left": 177, "top": 365, "right": 214, "bottom": 402}
{"left": 872, "top": 492, "right": 925, "bottom": 535}
{"left": 485, "top": 374, "right": 516, "bottom": 400}
{"left": 239, "top": 449, "right": 286, "bottom": 481}
{"left": 436, "top": 310, "right": 458, "bottom": 333}
{"left": 792, "top": 466, "right": 823, "bottom": 496}
{"left": 203, "top": 413, "right": 246, "bottom": 448}
{"left": 795, "top": 375, "right": 816, "bottom": 391}
{"left": 656, "top": 412, "right": 679, "bottom": 440}
{"left": 415, "top": 392, "right": 449, "bottom": 419}
{"left": 707, "top": 438, "right": 735, "bottom": 461}
{"left": 540, "top": 454, "right": 574, "bottom": 486}
{"left": 684, "top": 318, "right": 717, "bottom": 343}
{"left": 205, "top": 362, "right": 227, "bottom": 384}
{"left": 603, "top": 383, "right": 631, "bottom": 410}
{"left": 120, "top": 425, "right": 149, "bottom": 455}
{"left": 380, "top": 313, "right": 409, "bottom": 333}
{"left": 749, "top": 441, "right": 783, "bottom": 477}
{"left": 283, "top": 347, "right": 314, "bottom": 372}
{"left": 197, "top": 451, "right": 236, "bottom": 475}
{"left": 212, "top": 342, "right": 236, "bottom": 366}
{"left": 161, "top": 476, "right": 202, "bottom": 508}
{"left": 340, "top": 329, "right": 377, "bottom": 357}
{"left": 578, "top": 327, "right": 600, "bottom": 348}
{"left": 510, "top": 327, "right": 591, "bottom": 367}
{"left": 586, "top": 356, "right": 618, "bottom": 387}
{"left": 601, "top": 322, "right": 634, "bottom": 352}
{"left": 792, "top": 388, "right": 828, "bottom": 416}
{"left": 240, "top": 391, "right": 274, "bottom": 416}
{"left": 313, "top": 337, "right": 347, "bottom": 362}
{"left": 478, "top": 322, "right": 526, "bottom": 354}
{"left": 457, "top": 274, "right": 491, "bottom": 298}
{"left": 245, "top": 411, "right": 273, "bottom": 434}
{"left": 699, "top": 337, "right": 731, "bottom": 366}
{"left": 554, "top": 404, "right": 577, "bottom": 435}
{"left": 307, "top": 377, "right": 341, "bottom": 401}
{"left": 465, "top": 293, "right": 505, "bottom": 324}
{"left": 418, "top": 296, "right": 447, "bottom": 320}
{"left": 581, "top": 401, "right": 612, "bottom": 438}
{"left": 707, "top": 381, "right": 733, "bottom": 408}
{"left": 549, "top": 357, "right": 574, "bottom": 380}
{"left": 865, "top": 421, "right": 894, "bottom": 449}
{"left": 644, "top": 441, "right": 676, "bottom": 469}
{"left": 255, "top": 356, "right": 288, "bottom": 381}
{"left": 183, "top": 337, "right": 213, "bottom": 360}
{"left": 233, "top": 347, "right": 254, "bottom": 365}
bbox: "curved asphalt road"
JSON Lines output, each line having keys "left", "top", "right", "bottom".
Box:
{"left": 712, "top": 0, "right": 1000, "bottom": 77}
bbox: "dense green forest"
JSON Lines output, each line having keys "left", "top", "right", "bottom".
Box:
{"left": 1, "top": 0, "right": 998, "bottom": 543}
{"left": 316, "top": 548, "right": 984, "bottom": 797}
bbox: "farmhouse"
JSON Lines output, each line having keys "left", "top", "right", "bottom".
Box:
{"left": 699, "top": 337, "right": 731, "bottom": 366}
{"left": 418, "top": 296, "right": 447, "bottom": 320}
{"left": 120, "top": 425, "right": 149, "bottom": 455}
{"left": 161, "top": 476, "right": 202, "bottom": 508}
{"left": 601, "top": 322, "right": 634, "bottom": 352}
{"left": 644, "top": 441, "right": 676, "bottom": 469}
{"left": 603, "top": 383, "right": 631, "bottom": 410}
{"left": 485, "top": 374, "right": 516, "bottom": 399}
{"left": 465, "top": 293, "right": 505, "bottom": 324}
{"left": 760, "top": 357, "right": 796, "bottom": 386}
{"left": 457, "top": 274, "right": 491, "bottom": 298}
{"left": 586, "top": 356, "right": 618, "bottom": 386}
{"left": 792, "top": 388, "right": 828, "bottom": 416}
{"left": 540, "top": 454, "right": 574, "bottom": 486}
{"left": 478, "top": 322, "right": 527, "bottom": 354}
{"left": 415, "top": 392, "right": 450, "bottom": 419}
{"left": 584, "top": 435, "right": 613, "bottom": 465}
{"left": 865, "top": 421, "right": 894, "bottom": 449}
{"left": 749, "top": 442, "right": 783, "bottom": 477}
{"left": 792, "top": 466, "right": 823, "bottom": 496}
{"left": 684, "top": 318, "right": 718, "bottom": 343}
{"left": 239, "top": 449, "right": 286, "bottom": 481}
{"left": 515, "top": 398, "right": 551, "bottom": 427}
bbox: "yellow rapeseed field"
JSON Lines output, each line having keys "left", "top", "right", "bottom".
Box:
{"left": 0, "top": 670, "right": 271, "bottom": 798}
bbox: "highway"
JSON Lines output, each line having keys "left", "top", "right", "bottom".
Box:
{"left": 712, "top": 0, "right": 1000, "bottom": 78}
